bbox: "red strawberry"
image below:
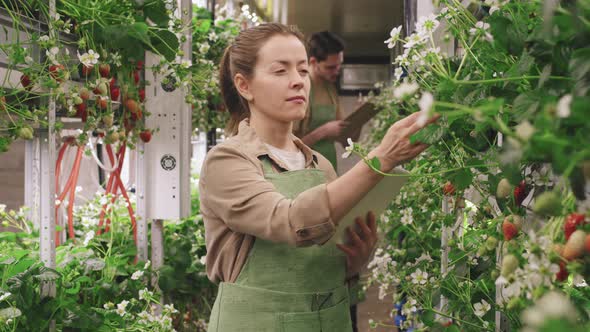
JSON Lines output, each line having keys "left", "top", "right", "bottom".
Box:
{"left": 442, "top": 181, "right": 455, "bottom": 196}
{"left": 502, "top": 219, "right": 519, "bottom": 241}
{"left": 49, "top": 64, "right": 67, "bottom": 82}
{"left": 133, "top": 70, "right": 140, "bottom": 85}
{"left": 130, "top": 108, "right": 143, "bottom": 121}
{"left": 75, "top": 103, "right": 87, "bottom": 121}
{"left": 513, "top": 180, "right": 528, "bottom": 206}
{"left": 563, "top": 230, "right": 586, "bottom": 261}
{"left": 124, "top": 118, "right": 134, "bottom": 132}
{"left": 80, "top": 88, "right": 91, "bottom": 101}
{"left": 564, "top": 213, "right": 586, "bottom": 241}
{"left": 125, "top": 99, "right": 140, "bottom": 114}
{"left": 110, "top": 86, "right": 120, "bottom": 101}
{"left": 99, "top": 63, "right": 111, "bottom": 78}
{"left": 20, "top": 74, "right": 32, "bottom": 90}
{"left": 138, "top": 88, "right": 145, "bottom": 102}
{"left": 136, "top": 60, "right": 144, "bottom": 70}
{"left": 109, "top": 77, "right": 117, "bottom": 89}
{"left": 96, "top": 97, "right": 108, "bottom": 110}
{"left": 81, "top": 64, "right": 93, "bottom": 77}
{"left": 139, "top": 130, "right": 152, "bottom": 143}
{"left": 556, "top": 261, "right": 568, "bottom": 282}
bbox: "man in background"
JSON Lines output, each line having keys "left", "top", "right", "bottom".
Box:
{"left": 294, "top": 31, "right": 348, "bottom": 171}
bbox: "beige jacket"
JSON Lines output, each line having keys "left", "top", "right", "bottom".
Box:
{"left": 199, "top": 119, "right": 339, "bottom": 284}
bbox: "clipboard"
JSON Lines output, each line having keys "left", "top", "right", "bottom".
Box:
{"left": 336, "top": 102, "right": 381, "bottom": 145}
{"left": 330, "top": 167, "right": 409, "bottom": 245}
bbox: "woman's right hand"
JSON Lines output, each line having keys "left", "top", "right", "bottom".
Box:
{"left": 370, "top": 112, "right": 438, "bottom": 171}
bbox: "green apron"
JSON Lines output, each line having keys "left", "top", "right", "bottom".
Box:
{"left": 207, "top": 157, "right": 352, "bottom": 332}
{"left": 308, "top": 81, "right": 338, "bottom": 170}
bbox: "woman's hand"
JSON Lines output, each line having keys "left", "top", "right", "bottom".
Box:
{"left": 336, "top": 211, "right": 378, "bottom": 277}
{"left": 321, "top": 120, "right": 349, "bottom": 139}
{"left": 370, "top": 112, "right": 439, "bottom": 172}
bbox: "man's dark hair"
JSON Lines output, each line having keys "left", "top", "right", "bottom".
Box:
{"left": 307, "top": 31, "right": 345, "bottom": 62}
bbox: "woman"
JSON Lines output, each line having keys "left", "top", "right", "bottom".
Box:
{"left": 199, "top": 23, "right": 433, "bottom": 332}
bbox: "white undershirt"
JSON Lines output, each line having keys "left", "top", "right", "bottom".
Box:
{"left": 264, "top": 143, "right": 306, "bottom": 171}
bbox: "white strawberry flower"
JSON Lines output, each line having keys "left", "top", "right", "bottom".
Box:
{"left": 404, "top": 33, "right": 427, "bottom": 49}
{"left": 514, "top": 120, "right": 535, "bottom": 141}
{"left": 78, "top": 49, "right": 100, "bottom": 67}
{"left": 83, "top": 230, "right": 95, "bottom": 246}
{"left": 410, "top": 268, "right": 428, "bottom": 285}
{"left": 393, "top": 81, "right": 419, "bottom": 100}
{"left": 341, "top": 138, "right": 354, "bottom": 159}
{"left": 417, "top": 92, "right": 434, "bottom": 126}
{"left": 416, "top": 14, "right": 439, "bottom": 34}
{"left": 394, "top": 67, "right": 404, "bottom": 82}
{"left": 116, "top": 300, "right": 129, "bottom": 316}
{"left": 0, "top": 291, "right": 11, "bottom": 302}
{"left": 473, "top": 299, "right": 491, "bottom": 317}
{"left": 131, "top": 270, "right": 144, "bottom": 280}
{"left": 556, "top": 94, "right": 572, "bottom": 118}
{"left": 384, "top": 25, "right": 402, "bottom": 49}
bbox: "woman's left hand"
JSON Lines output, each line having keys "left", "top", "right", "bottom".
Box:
{"left": 336, "top": 211, "right": 378, "bottom": 276}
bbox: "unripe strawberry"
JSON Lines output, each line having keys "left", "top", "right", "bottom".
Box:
{"left": 18, "top": 126, "right": 34, "bottom": 140}
{"left": 102, "top": 114, "right": 114, "bottom": 127}
{"left": 501, "top": 254, "right": 519, "bottom": 277}
{"left": 73, "top": 96, "right": 84, "bottom": 105}
{"left": 485, "top": 236, "right": 498, "bottom": 251}
{"left": 125, "top": 99, "right": 140, "bottom": 114}
{"left": 563, "top": 230, "right": 586, "bottom": 261}
{"left": 80, "top": 88, "right": 91, "bottom": 100}
{"left": 533, "top": 191, "right": 562, "bottom": 216}
{"left": 94, "top": 82, "right": 108, "bottom": 96}
{"left": 496, "top": 178, "right": 512, "bottom": 199}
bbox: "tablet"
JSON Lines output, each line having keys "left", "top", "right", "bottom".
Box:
{"left": 330, "top": 167, "right": 409, "bottom": 245}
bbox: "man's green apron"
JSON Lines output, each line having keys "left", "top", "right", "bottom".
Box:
{"left": 207, "top": 158, "right": 353, "bottom": 332}
{"left": 308, "top": 80, "right": 339, "bottom": 170}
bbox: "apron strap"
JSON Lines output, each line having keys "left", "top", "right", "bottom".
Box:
{"left": 260, "top": 156, "right": 276, "bottom": 174}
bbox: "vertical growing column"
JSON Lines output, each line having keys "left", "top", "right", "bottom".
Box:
{"left": 39, "top": 0, "right": 57, "bottom": 302}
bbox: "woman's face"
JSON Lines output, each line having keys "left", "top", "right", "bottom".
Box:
{"left": 238, "top": 34, "right": 310, "bottom": 124}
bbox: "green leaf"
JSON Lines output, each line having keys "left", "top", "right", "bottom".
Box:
{"left": 368, "top": 156, "right": 381, "bottom": 171}
{"left": 144, "top": 0, "right": 169, "bottom": 26}
{"left": 65, "top": 281, "right": 81, "bottom": 294}
{"left": 150, "top": 29, "right": 179, "bottom": 62}
{"left": 449, "top": 168, "right": 473, "bottom": 191}
{"left": 127, "top": 22, "right": 151, "bottom": 46}
{"left": 410, "top": 123, "right": 446, "bottom": 145}
{"left": 421, "top": 310, "right": 436, "bottom": 327}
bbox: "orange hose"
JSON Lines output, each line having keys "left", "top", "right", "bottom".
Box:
{"left": 66, "top": 146, "right": 84, "bottom": 240}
